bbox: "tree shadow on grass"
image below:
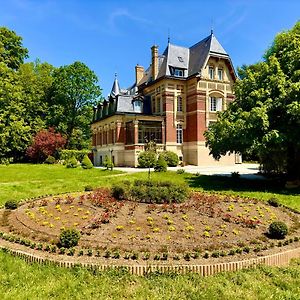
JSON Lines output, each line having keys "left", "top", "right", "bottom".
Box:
{"left": 187, "top": 175, "right": 300, "bottom": 196}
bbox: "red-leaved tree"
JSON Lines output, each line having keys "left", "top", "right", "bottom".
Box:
{"left": 26, "top": 128, "right": 66, "bottom": 162}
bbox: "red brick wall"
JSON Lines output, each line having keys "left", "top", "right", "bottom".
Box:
{"left": 163, "top": 92, "right": 176, "bottom": 143}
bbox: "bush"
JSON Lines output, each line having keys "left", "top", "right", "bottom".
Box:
{"left": 269, "top": 221, "right": 288, "bottom": 239}
{"left": 176, "top": 169, "right": 185, "bottom": 174}
{"left": 130, "top": 179, "right": 189, "bottom": 204}
{"left": 60, "top": 149, "right": 90, "bottom": 162}
{"left": 44, "top": 155, "right": 56, "bottom": 164}
{"left": 66, "top": 157, "right": 78, "bottom": 168}
{"left": 154, "top": 155, "right": 167, "bottom": 172}
{"left": 81, "top": 155, "right": 93, "bottom": 169}
{"left": 84, "top": 185, "right": 93, "bottom": 192}
{"left": 26, "top": 128, "right": 66, "bottom": 163}
{"left": 4, "top": 200, "right": 18, "bottom": 210}
{"left": 111, "top": 182, "right": 130, "bottom": 200}
{"left": 159, "top": 151, "right": 179, "bottom": 167}
{"left": 59, "top": 228, "right": 80, "bottom": 248}
{"left": 103, "top": 155, "right": 114, "bottom": 170}
{"left": 268, "top": 197, "right": 280, "bottom": 207}
{"left": 138, "top": 151, "right": 157, "bottom": 168}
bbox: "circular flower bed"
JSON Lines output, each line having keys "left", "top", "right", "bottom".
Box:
{"left": 0, "top": 187, "right": 299, "bottom": 263}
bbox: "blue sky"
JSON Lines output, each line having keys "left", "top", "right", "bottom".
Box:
{"left": 0, "top": 0, "right": 299, "bottom": 97}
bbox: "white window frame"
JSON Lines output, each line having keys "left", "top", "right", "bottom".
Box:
{"left": 176, "top": 124, "right": 183, "bottom": 144}
{"left": 174, "top": 69, "right": 184, "bottom": 77}
{"left": 177, "top": 96, "right": 183, "bottom": 112}
{"left": 210, "top": 97, "right": 222, "bottom": 112}
{"left": 133, "top": 100, "right": 142, "bottom": 113}
{"left": 218, "top": 68, "right": 223, "bottom": 81}
{"left": 209, "top": 66, "right": 214, "bottom": 80}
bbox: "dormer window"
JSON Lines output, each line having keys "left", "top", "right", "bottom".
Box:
{"left": 133, "top": 100, "right": 142, "bottom": 113}
{"left": 169, "top": 66, "right": 184, "bottom": 77}
{"left": 174, "top": 69, "right": 184, "bottom": 77}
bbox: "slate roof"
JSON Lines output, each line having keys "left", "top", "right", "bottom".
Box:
{"left": 149, "top": 32, "right": 233, "bottom": 81}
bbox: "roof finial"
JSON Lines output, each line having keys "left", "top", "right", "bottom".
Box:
{"left": 167, "top": 28, "right": 170, "bottom": 44}
{"left": 211, "top": 18, "right": 214, "bottom": 35}
{"left": 114, "top": 72, "right": 117, "bottom": 79}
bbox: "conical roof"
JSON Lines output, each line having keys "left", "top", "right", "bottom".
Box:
{"left": 110, "top": 73, "right": 120, "bottom": 98}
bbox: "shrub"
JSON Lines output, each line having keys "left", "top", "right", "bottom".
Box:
{"left": 269, "top": 221, "right": 288, "bottom": 239}
{"left": 4, "top": 200, "right": 18, "bottom": 210}
{"left": 60, "top": 149, "right": 90, "bottom": 162}
{"left": 129, "top": 179, "right": 189, "bottom": 204}
{"left": 26, "top": 128, "right": 66, "bottom": 163}
{"left": 268, "top": 197, "right": 280, "bottom": 207}
{"left": 66, "top": 157, "right": 78, "bottom": 168}
{"left": 84, "top": 185, "right": 93, "bottom": 192}
{"left": 154, "top": 155, "right": 167, "bottom": 172}
{"left": 159, "top": 151, "right": 179, "bottom": 167}
{"left": 103, "top": 155, "right": 114, "bottom": 170}
{"left": 176, "top": 169, "right": 185, "bottom": 174}
{"left": 81, "top": 155, "right": 93, "bottom": 169}
{"left": 67, "top": 248, "right": 75, "bottom": 256}
{"left": 137, "top": 151, "right": 157, "bottom": 168}
{"left": 111, "top": 183, "right": 130, "bottom": 200}
{"left": 59, "top": 247, "right": 66, "bottom": 255}
{"left": 44, "top": 155, "right": 56, "bottom": 164}
{"left": 87, "top": 249, "right": 93, "bottom": 256}
{"left": 59, "top": 228, "right": 80, "bottom": 248}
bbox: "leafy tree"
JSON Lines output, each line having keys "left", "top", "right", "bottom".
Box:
{"left": 49, "top": 61, "right": 101, "bottom": 149}
{"left": 0, "top": 63, "right": 32, "bottom": 162}
{"left": 26, "top": 128, "right": 66, "bottom": 162}
{"left": 0, "top": 27, "right": 29, "bottom": 70}
{"left": 204, "top": 21, "right": 300, "bottom": 179}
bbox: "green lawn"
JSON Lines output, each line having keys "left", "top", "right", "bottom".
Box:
{"left": 0, "top": 164, "right": 122, "bottom": 206}
{"left": 0, "top": 164, "right": 300, "bottom": 299}
{"left": 0, "top": 250, "right": 299, "bottom": 300}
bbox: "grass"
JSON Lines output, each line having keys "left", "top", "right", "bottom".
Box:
{"left": 0, "top": 249, "right": 299, "bottom": 300}
{"left": 0, "top": 164, "right": 122, "bottom": 206}
{"left": 0, "top": 163, "right": 300, "bottom": 299}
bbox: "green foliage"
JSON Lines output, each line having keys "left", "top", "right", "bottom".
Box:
{"left": 103, "top": 155, "right": 114, "bottom": 170}
{"left": 49, "top": 61, "right": 101, "bottom": 149}
{"left": 66, "top": 157, "right": 78, "bottom": 168}
{"left": 59, "top": 228, "right": 80, "bottom": 248}
{"left": 176, "top": 169, "right": 185, "bottom": 174}
{"left": 159, "top": 151, "right": 179, "bottom": 167}
{"left": 60, "top": 149, "right": 90, "bottom": 162}
{"left": 268, "top": 221, "right": 288, "bottom": 239}
{"left": 204, "top": 21, "right": 300, "bottom": 179}
{"left": 268, "top": 197, "right": 280, "bottom": 207}
{"left": 124, "top": 179, "right": 189, "bottom": 204}
{"left": 111, "top": 181, "right": 131, "bottom": 200}
{"left": 4, "top": 199, "right": 18, "bottom": 210}
{"left": 138, "top": 151, "right": 157, "bottom": 168}
{"left": 81, "top": 155, "right": 93, "bottom": 169}
{"left": 0, "top": 27, "right": 29, "bottom": 70}
{"left": 154, "top": 155, "right": 167, "bottom": 172}
{"left": 44, "top": 156, "right": 56, "bottom": 164}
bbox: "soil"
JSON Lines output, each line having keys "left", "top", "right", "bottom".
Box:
{"left": 1, "top": 189, "right": 299, "bottom": 257}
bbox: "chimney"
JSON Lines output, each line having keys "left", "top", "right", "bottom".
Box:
{"left": 151, "top": 45, "right": 159, "bottom": 80}
{"left": 135, "top": 64, "right": 144, "bottom": 85}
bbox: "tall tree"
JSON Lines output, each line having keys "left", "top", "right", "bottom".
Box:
{"left": 49, "top": 61, "right": 101, "bottom": 149}
{"left": 0, "top": 27, "right": 28, "bottom": 70}
{"left": 204, "top": 21, "right": 300, "bottom": 180}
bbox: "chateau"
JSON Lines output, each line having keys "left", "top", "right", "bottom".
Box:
{"left": 91, "top": 31, "right": 239, "bottom": 167}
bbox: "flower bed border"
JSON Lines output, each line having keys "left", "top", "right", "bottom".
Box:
{"left": 1, "top": 242, "right": 299, "bottom": 276}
